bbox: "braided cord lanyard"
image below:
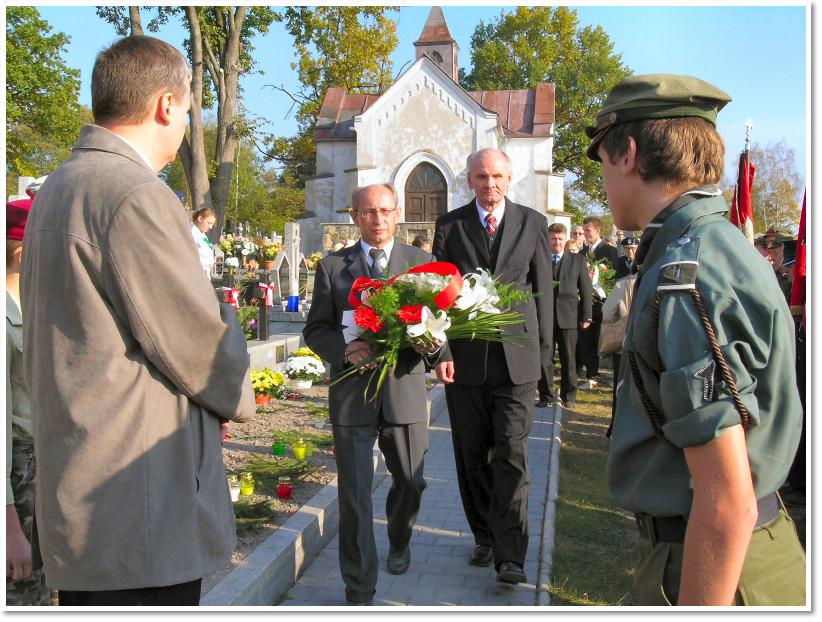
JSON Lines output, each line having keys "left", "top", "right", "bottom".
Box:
{"left": 628, "top": 288, "right": 751, "bottom": 440}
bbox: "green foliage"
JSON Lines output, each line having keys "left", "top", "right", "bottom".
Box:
{"left": 740, "top": 141, "right": 802, "bottom": 234}
{"left": 265, "top": 7, "right": 399, "bottom": 185}
{"left": 268, "top": 430, "right": 334, "bottom": 449}
{"left": 462, "top": 7, "right": 631, "bottom": 204}
{"left": 6, "top": 7, "right": 84, "bottom": 190}
{"left": 236, "top": 305, "right": 260, "bottom": 340}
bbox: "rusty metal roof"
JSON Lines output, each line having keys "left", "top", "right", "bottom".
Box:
{"left": 314, "top": 82, "right": 555, "bottom": 141}
{"left": 414, "top": 7, "right": 454, "bottom": 45}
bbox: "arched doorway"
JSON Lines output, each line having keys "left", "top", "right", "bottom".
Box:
{"left": 404, "top": 162, "right": 447, "bottom": 222}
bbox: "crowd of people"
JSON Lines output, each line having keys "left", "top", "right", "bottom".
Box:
{"left": 7, "top": 32, "right": 805, "bottom": 609}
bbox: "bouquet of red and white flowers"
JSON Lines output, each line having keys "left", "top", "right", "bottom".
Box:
{"left": 338, "top": 261, "right": 531, "bottom": 400}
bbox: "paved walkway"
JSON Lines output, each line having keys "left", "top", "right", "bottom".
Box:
{"left": 280, "top": 393, "right": 555, "bottom": 607}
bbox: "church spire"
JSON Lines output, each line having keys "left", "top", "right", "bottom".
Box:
{"left": 413, "top": 7, "right": 459, "bottom": 82}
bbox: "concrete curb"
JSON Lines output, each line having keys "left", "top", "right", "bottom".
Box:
{"left": 536, "top": 402, "right": 563, "bottom": 606}
{"left": 201, "top": 385, "right": 442, "bottom": 606}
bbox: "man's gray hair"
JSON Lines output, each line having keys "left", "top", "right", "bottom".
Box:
{"left": 350, "top": 183, "right": 399, "bottom": 211}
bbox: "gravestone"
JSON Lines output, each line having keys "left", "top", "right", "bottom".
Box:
{"left": 272, "top": 252, "right": 291, "bottom": 302}
{"left": 284, "top": 222, "right": 302, "bottom": 297}
{"left": 297, "top": 255, "right": 311, "bottom": 301}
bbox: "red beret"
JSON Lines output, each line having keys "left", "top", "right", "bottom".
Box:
{"left": 7, "top": 199, "right": 32, "bottom": 241}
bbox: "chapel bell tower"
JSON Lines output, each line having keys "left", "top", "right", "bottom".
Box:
{"left": 413, "top": 7, "right": 459, "bottom": 82}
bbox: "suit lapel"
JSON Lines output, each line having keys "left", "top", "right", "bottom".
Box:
{"left": 495, "top": 198, "right": 523, "bottom": 271}
{"left": 344, "top": 242, "right": 369, "bottom": 283}
{"left": 459, "top": 201, "right": 491, "bottom": 265}
{"left": 387, "top": 241, "right": 410, "bottom": 276}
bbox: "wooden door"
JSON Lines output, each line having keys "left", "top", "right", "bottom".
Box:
{"left": 404, "top": 163, "right": 446, "bottom": 222}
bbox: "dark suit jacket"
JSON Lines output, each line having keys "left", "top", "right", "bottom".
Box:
{"left": 303, "top": 241, "right": 434, "bottom": 426}
{"left": 614, "top": 255, "right": 636, "bottom": 279}
{"left": 433, "top": 198, "right": 553, "bottom": 386}
{"left": 554, "top": 253, "right": 593, "bottom": 329}
{"left": 590, "top": 240, "right": 618, "bottom": 267}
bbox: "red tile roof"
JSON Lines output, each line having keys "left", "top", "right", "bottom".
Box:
{"left": 314, "top": 82, "right": 555, "bottom": 141}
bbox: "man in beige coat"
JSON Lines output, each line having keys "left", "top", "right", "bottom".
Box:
{"left": 21, "top": 35, "right": 255, "bottom": 606}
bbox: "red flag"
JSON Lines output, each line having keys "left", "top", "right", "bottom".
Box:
{"left": 730, "top": 151, "right": 755, "bottom": 240}
{"left": 790, "top": 192, "right": 806, "bottom": 318}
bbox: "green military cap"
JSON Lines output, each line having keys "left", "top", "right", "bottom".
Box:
{"left": 586, "top": 73, "right": 732, "bottom": 161}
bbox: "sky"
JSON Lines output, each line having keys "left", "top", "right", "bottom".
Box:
{"left": 32, "top": 2, "right": 809, "bottom": 195}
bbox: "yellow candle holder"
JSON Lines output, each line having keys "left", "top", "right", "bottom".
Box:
{"left": 292, "top": 439, "right": 308, "bottom": 461}
{"left": 239, "top": 471, "right": 255, "bottom": 496}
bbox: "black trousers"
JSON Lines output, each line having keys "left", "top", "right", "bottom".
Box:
{"left": 539, "top": 323, "right": 579, "bottom": 402}
{"left": 577, "top": 322, "right": 601, "bottom": 378}
{"left": 58, "top": 579, "right": 202, "bottom": 606}
{"left": 444, "top": 344, "right": 533, "bottom": 568}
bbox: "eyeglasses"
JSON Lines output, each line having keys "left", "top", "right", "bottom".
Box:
{"left": 572, "top": 231, "right": 585, "bottom": 236}
{"left": 352, "top": 208, "right": 397, "bottom": 218}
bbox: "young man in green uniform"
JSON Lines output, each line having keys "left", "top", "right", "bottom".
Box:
{"left": 587, "top": 74, "right": 805, "bottom": 606}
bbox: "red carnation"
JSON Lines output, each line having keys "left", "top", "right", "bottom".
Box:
{"left": 353, "top": 305, "right": 384, "bottom": 332}
{"left": 396, "top": 304, "right": 423, "bottom": 324}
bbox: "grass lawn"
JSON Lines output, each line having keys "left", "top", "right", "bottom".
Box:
{"left": 548, "top": 374, "right": 638, "bottom": 606}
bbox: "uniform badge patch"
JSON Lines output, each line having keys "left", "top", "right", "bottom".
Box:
{"left": 693, "top": 359, "right": 716, "bottom": 402}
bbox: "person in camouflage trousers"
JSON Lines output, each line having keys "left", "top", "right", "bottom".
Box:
{"left": 6, "top": 197, "right": 50, "bottom": 606}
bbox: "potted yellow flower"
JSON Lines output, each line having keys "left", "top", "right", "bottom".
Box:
{"left": 261, "top": 242, "right": 283, "bottom": 271}
{"left": 250, "top": 367, "right": 286, "bottom": 405}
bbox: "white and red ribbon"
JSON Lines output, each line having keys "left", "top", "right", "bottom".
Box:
{"left": 258, "top": 283, "right": 275, "bottom": 307}
{"left": 221, "top": 287, "right": 240, "bottom": 308}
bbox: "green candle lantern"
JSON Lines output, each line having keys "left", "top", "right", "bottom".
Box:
{"left": 272, "top": 438, "right": 286, "bottom": 457}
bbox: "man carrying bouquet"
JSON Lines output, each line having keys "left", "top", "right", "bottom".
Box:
{"left": 433, "top": 148, "right": 553, "bottom": 585}
{"left": 304, "top": 183, "right": 440, "bottom": 606}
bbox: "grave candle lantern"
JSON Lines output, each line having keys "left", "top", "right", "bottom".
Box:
{"left": 239, "top": 472, "right": 255, "bottom": 496}
{"left": 276, "top": 477, "right": 293, "bottom": 500}
{"left": 272, "top": 438, "right": 286, "bottom": 457}
{"left": 292, "top": 438, "right": 308, "bottom": 461}
{"left": 227, "top": 474, "right": 240, "bottom": 502}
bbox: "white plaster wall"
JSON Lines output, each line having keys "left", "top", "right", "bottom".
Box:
{"left": 547, "top": 172, "right": 565, "bottom": 213}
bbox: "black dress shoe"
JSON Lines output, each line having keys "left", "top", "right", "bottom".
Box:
{"left": 496, "top": 561, "right": 527, "bottom": 584}
{"left": 535, "top": 398, "right": 553, "bottom": 408}
{"left": 387, "top": 546, "right": 411, "bottom": 575}
{"left": 345, "top": 590, "right": 375, "bottom": 606}
{"left": 469, "top": 544, "right": 493, "bottom": 567}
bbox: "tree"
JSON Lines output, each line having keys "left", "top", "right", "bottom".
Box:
{"left": 743, "top": 141, "right": 803, "bottom": 234}
{"left": 263, "top": 7, "right": 399, "bottom": 186}
{"left": 97, "top": 6, "right": 277, "bottom": 240}
{"left": 462, "top": 6, "right": 631, "bottom": 203}
{"left": 6, "top": 6, "right": 84, "bottom": 194}
{"left": 162, "top": 119, "right": 306, "bottom": 238}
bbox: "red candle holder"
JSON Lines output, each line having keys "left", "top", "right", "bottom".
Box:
{"left": 277, "top": 477, "right": 293, "bottom": 500}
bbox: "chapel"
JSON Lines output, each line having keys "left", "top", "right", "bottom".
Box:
{"left": 300, "top": 7, "right": 567, "bottom": 253}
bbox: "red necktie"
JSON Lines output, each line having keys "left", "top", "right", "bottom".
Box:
{"left": 485, "top": 213, "right": 497, "bottom": 236}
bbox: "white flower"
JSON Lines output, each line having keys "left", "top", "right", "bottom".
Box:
{"left": 406, "top": 306, "right": 451, "bottom": 343}
{"left": 284, "top": 355, "right": 325, "bottom": 381}
{"left": 455, "top": 270, "right": 501, "bottom": 316}
{"left": 225, "top": 257, "right": 240, "bottom": 268}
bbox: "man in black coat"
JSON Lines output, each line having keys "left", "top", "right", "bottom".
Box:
{"left": 577, "top": 216, "right": 618, "bottom": 382}
{"left": 614, "top": 235, "right": 639, "bottom": 278}
{"left": 433, "top": 148, "right": 553, "bottom": 585}
{"left": 537, "top": 223, "right": 593, "bottom": 408}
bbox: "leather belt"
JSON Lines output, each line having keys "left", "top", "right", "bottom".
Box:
{"left": 635, "top": 492, "right": 781, "bottom": 545}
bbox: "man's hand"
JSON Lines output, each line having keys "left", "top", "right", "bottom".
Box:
{"left": 435, "top": 361, "right": 455, "bottom": 384}
{"left": 6, "top": 505, "right": 32, "bottom": 581}
{"left": 220, "top": 419, "right": 231, "bottom": 442}
{"left": 346, "top": 340, "right": 378, "bottom": 372}
{"left": 412, "top": 338, "right": 443, "bottom": 356}
{"left": 580, "top": 321, "right": 591, "bottom": 329}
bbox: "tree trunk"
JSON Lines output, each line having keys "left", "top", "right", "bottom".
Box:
{"left": 128, "top": 7, "right": 144, "bottom": 35}
{"left": 208, "top": 7, "right": 247, "bottom": 242}
{"left": 182, "top": 7, "right": 214, "bottom": 234}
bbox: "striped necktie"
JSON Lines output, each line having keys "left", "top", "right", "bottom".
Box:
{"left": 485, "top": 213, "right": 497, "bottom": 236}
